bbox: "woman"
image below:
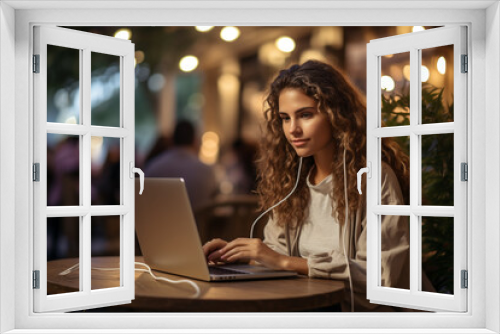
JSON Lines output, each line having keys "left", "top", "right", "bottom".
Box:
{"left": 203, "top": 60, "right": 411, "bottom": 311}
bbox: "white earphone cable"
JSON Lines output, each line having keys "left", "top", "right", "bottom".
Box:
{"left": 343, "top": 148, "right": 355, "bottom": 312}
{"left": 249, "top": 157, "right": 303, "bottom": 238}
{"left": 58, "top": 262, "right": 201, "bottom": 298}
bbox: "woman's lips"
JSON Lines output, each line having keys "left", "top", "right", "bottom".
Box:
{"left": 292, "top": 139, "right": 309, "bottom": 147}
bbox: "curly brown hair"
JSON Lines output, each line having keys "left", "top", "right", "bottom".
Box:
{"left": 256, "top": 60, "right": 409, "bottom": 228}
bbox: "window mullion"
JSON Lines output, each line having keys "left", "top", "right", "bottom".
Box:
{"left": 409, "top": 47, "right": 421, "bottom": 295}
{"left": 372, "top": 205, "right": 454, "bottom": 217}
{"left": 82, "top": 48, "right": 91, "bottom": 207}
{"left": 81, "top": 47, "right": 92, "bottom": 294}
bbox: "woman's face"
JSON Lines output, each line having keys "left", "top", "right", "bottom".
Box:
{"left": 278, "top": 88, "right": 335, "bottom": 159}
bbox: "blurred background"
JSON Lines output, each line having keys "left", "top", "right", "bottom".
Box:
{"left": 46, "top": 25, "right": 456, "bottom": 299}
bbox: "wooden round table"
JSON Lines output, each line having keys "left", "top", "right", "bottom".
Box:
{"left": 47, "top": 256, "right": 345, "bottom": 312}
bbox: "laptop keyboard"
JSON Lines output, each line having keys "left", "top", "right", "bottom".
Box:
{"left": 209, "top": 266, "right": 249, "bottom": 276}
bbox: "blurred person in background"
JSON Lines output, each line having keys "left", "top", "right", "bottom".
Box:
{"left": 219, "top": 138, "right": 258, "bottom": 195}
{"left": 47, "top": 136, "right": 80, "bottom": 260}
{"left": 145, "top": 120, "right": 218, "bottom": 211}
{"left": 143, "top": 135, "right": 172, "bottom": 167}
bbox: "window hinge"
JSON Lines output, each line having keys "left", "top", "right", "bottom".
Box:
{"left": 461, "top": 54, "right": 468, "bottom": 73}
{"left": 33, "top": 270, "right": 40, "bottom": 289}
{"left": 33, "top": 163, "right": 40, "bottom": 182}
{"left": 461, "top": 162, "right": 468, "bottom": 181}
{"left": 33, "top": 54, "right": 40, "bottom": 73}
{"left": 461, "top": 270, "right": 468, "bottom": 289}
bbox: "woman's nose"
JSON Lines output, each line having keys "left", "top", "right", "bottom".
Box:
{"left": 289, "top": 120, "right": 301, "bottom": 135}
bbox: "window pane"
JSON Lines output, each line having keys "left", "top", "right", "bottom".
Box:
{"left": 91, "top": 52, "right": 121, "bottom": 127}
{"left": 47, "top": 45, "right": 80, "bottom": 124}
{"left": 47, "top": 134, "right": 80, "bottom": 206}
{"left": 381, "top": 52, "right": 410, "bottom": 127}
{"left": 421, "top": 45, "right": 454, "bottom": 124}
{"left": 380, "top": 215, "right": 410, "bottom": 290}
{"left": 91, "top": 137, "right": 121, "bottom": 205}
{"left": 91, "top": 216, "right": 121, "bottom": 290}
{"left": 421, "top": 133, "right": 454, "bottom": 206}
{"left": 381, "top": 136, "right": 410, "bottom": 205}
{"left": 421, "top": 216, "right": 454, "bottom": 295}
{"left": 47, "top": 217, "right": 80, "bottom": 295}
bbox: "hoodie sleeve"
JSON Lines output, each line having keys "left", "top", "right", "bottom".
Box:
{"left": 262, "top": 216, "right": 289, "bottom": 256}
{"left": 307, "top": 164, "right": 410, "bottom": 292}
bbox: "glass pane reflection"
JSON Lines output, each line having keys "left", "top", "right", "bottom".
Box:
{"left": 421, "top": 45, "right": 454, "bottom": 124}
{"left": 421, "top": 133, "right": 454, "bottom": 206}
{"left": 381, "top": 52, "right": 410, "bottom": 127}
{"left": 422, "top": 216, "right": 454, "bottom": 295}
{"left": 91, "top": 215, "right": 121, "bottom": 290}
{"left": 47, "top": 133, "right": 80, "bottom": 206}
{"left": 381, "top": 136, "right": 410, "bottom": 206}
{"left": 380, "top": 215, "right": 410, "bottom": 290}
{"left": 91, "top": 137, "right": 121, "bottom": 205}
{"left": 47, "top": 217, "right": 80, "bottom": 295}
{"left": 47, "top": 45, "right": 80, "bottom": 124}
{"left": 91, "top": 52, "right": 121, "bottom": 127}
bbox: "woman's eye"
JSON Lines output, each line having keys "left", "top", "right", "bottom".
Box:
{"left": 280, "top": 115, "right": 290, "bottom": 121}
{"left": 301, "top": 112, "right": 313, "bottom": 119}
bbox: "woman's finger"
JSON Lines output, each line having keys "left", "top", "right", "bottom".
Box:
{"left": 202, "top": 238, "right": 227, "bottom": 257}
{"left": 207, "top": 250, "right": 225, "bottom": 262}
{"left": 226, "top": 250, "right": 251, "bottom": 263}
{"left": 220, "top": 238, "right": 252, "bottom": 254}
{"left": 220, "top": 245, "right": 248, "bottom": 260}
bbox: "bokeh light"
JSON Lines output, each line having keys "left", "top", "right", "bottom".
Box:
{"left": 381, "top": 75, "right": 395, "bottom": 91}
{"left": 275, "top": 36, "right": 296, "bottom": 53}
{"left": 421, "top": 65, "right": 430, "bottom": 82}
{"left": 220, "top": 27, "right": 240, "bottom": 42}
{"left": 135, "top": 50, "right": 145, "bottom": 64}
{"left": 195, "top": 26, "right": 214, "bottom": 32}
{"left": 437, "top": 56, "right": 446, "bottom": 74}
{"left": 179, "top": 55, "right": 199, "bottom": 72}
{"left": 199, "top": 131, "right": 220, "bottom": 165}
{"left": 114, "top": 28, "right": 131, "bottom": 40}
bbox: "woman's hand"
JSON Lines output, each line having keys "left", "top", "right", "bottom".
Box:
{"left": 202, "top": 238, "right": 229, "bottom": 264}
{"left": 203, "top": 237, "right": 309, "bottom": 275}
{"left": 218, "top": 238, "right": 287, "bottom": 270}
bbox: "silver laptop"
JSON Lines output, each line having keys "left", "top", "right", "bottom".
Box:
{"left": 135, "top": 178, "right": 297, "bottom": 281}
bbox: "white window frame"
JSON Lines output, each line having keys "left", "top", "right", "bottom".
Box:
{"left": 0, "top": 1, "right": 498, "bottom": 333}
{"left": 366, "top": 26, "right": 467, "bottom": 312}
{"left": 32, "top": 25, "right": 136, "bottom": 313}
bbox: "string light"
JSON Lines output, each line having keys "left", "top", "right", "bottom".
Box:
{"left": 195, "top": 26, "right": 214, "bottom": 32}
{"left": 421, "top": 66, "right": 430, "bottom": 82}
{"left": 220, "top": 27, "right": 240, "bottom": 42}
{"left": 114, "top": 28, "right": 131, "bottom": 40}
{"left": 199, "top": 132, "right": 220, "bottom": 164}
{"left": 381, "top": 75, "right": 395, "bottom": 92}
{"left": 179, "top": 56, "right": 199, "bottom": 72}
{"left": 403, "top": 65, "right": 411, "bottom": 81}
{"left": 437, "top": 56, "right": 446, "bottom": 74}
{"left": 275, "top": 36, "right": 296, "bottom": 53}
